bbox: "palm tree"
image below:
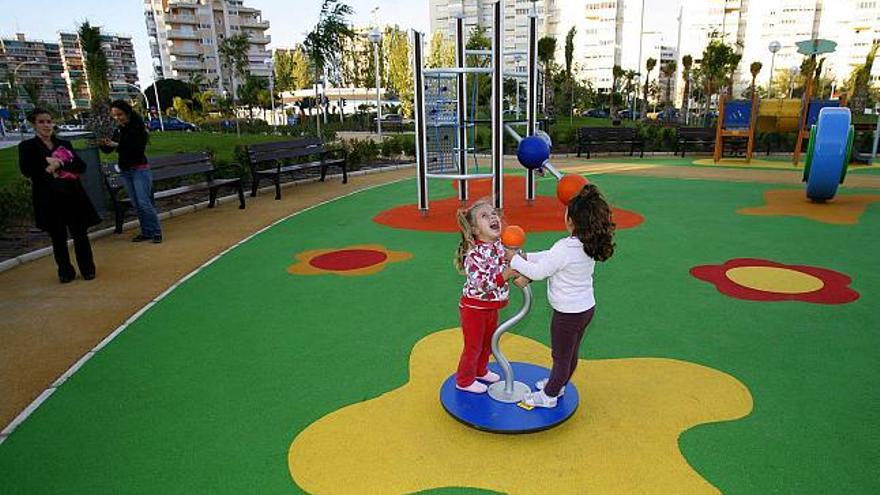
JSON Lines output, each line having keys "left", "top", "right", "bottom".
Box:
{"left": 642, "top": 57, "right": 657, "bottom": 117}
{"left": 611, "top": 64, "right": 624, "bottom": 117}
{"left": 303, "top": 0, "right": 354, "bottom": 135}
{"left": 78, "top": 22, "right": 110, "bottom": 105}
{"left": 661, "top": 61, "right": 676, "bottom": 118}
{"left": 537, "top": 36, "right": 557, "bottom": 116}
{"left": 681, "top": 55, "right": 693, "bottom": 123}
{"left": 22, "top": 79, "right": 42, "bottom": 106}
{"left": 624, "top": 69, "right": 638, "bottom": 118}
{"left": 218, "top": 33, "right": 250, "bottom": 102}
{"left": 749, "top": 61, "right": 762, "bottom": 98}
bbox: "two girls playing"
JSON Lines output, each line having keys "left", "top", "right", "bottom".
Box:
{"left": 454, "top": 184, "right": 616, "bottom": 408}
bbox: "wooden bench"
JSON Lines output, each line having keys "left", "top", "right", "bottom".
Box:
{"left": 676, "top": 127, "right": 716, "bottom": 157}
{"left": 576, "top": 127, "right": 645, "bottom": 158}
{"left": 246, "top": 137, "right": 347, "bottom": 200}
{"left": 102, "top": 152, "right": 245, "bottom": 234}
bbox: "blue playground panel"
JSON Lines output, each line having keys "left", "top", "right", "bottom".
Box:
{"left": 806, "top": 100, "right": 839, "bottom": 127}
{"left": 440, "top": 362, "right": 579, "bottom": 434}
{"left": 805, "top": 107, "right": 851, "bottom": 201}
{"left": 723, "top": 100, "right": 753, "bottom": 129}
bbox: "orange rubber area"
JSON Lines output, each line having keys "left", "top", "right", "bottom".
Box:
{"left": 374, "top": 176, "right": 644, "bottom": 232}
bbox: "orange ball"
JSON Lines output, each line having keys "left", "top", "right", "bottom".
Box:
{"left": 556, "top": 174, "right": 590, "bottom": 205}
{"left": 501, "top": 225, "right": 526, "bottom": 248}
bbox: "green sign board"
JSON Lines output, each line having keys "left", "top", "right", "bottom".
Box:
{"left": 796, "top": 39, "right": 837, "bottom": 56}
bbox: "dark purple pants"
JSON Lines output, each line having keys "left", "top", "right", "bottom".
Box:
{"left": 544, "top": 307, "right": 595, "bottom": 397}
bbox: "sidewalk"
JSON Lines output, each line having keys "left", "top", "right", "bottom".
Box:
{"left": 0, "top": 167, "right": 411, "bottom": 433}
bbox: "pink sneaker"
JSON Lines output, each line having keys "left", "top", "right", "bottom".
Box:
{"left": 455, "top": 380, "right": 488, "bottom": 394}
{"left": 477, "top": 370, "right": 501, "bottom": 383}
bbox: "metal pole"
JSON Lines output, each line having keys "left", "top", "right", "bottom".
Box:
{"left": 491, "top": 0, "right": 505, "bottom": 211}
{"left": 526, "top": 2, "right": 538, "bottom": 202}
{"left": 152, "top": 79, "right": 165, "bottom": 131}
{"left": 411, "top": 30, "right": 428, "bottom": 212}
{"left": 455, "top": 14, "right": 468, "bottom": 202}
{"left": 768, "top": 53, "right": 777, "bottom": 98}
{"left": 487, "top": 283, "right": 532, "bottom": 403}
{"left": 872, "top": 103, "right": 880, "bottom": 164}
{"left": 634, "top": 0, "right": 645, "bottom": 120}
{"left": 375, "top": 40, "right": 382, "bottom": 138}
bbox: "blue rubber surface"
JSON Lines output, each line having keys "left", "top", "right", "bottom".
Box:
{"left": 440, "top": 362, "right": 579, "bottom": 434}
{"left": 806, "top": 107, "right": 851, "bottom": 201}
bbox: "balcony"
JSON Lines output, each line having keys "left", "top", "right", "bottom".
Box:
{"left": 249, "top": 34, "right": 271, "bottom": 44}
{"left": 239, "top": 18, "right": 269, "bottom": 29}
{"left": 169, "top": 13, "right": 198, "bottom": 24}
{"left": 169, "top": 45, "right": 202, "bottom": 56}
{"left": 167, "top": 30, "right": 200, "bottom": 40}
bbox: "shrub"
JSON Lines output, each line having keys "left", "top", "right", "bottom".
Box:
{"left": 0, "top": 179, "right": 33, "bottom": 231}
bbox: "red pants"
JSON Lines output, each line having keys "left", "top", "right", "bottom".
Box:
{"left": 456, "top": 306, "right": 499, "bottom": 386}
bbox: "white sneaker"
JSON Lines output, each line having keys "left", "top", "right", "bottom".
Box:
{"left": 456, "top": 380, "right": 488, "bottom": 394}
{"left": 535, "top": 378, "right": 565, "bottom": 397}
{"left": 522, "top": 389, "right": 558, "bottom": 408}
{"left": 477, "top": 370, "right": 501, "bottom": 383}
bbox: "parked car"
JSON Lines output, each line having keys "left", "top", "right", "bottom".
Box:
{"left": 617, "top": 109, "right": 642, "bottom": 120}
{"left": 57, "top": 123, "right": 87, "bottom": 132}
{"left": 581, "top": 108, "right": 610, "bottom": 118}
{"left": 148, "top": 117, "right": 198, "bottom": 131}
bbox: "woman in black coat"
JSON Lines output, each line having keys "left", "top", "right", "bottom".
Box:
{"left": 18, "top": 108, "right": 100, "bottom": 283}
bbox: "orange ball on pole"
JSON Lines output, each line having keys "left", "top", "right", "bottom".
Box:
{"left": 501, "top": 225, "right": 526, "bottom": 248}
{"left": 556, "top": 174, "right": 589, "bottom": 206}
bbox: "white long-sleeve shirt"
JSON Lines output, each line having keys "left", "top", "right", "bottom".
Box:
{"left": 510, "top": 236, "right": 596, "bottom": 313}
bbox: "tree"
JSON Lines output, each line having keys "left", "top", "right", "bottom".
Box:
{"left": 78, "top": 21, "right": 110, "bottom": 105}
{"left": 218, "top": 33, "right": 251, "bottom": 100}
{"left": 385, "top": 26, "right": 412, "bottom": 117}
{"left": 304, "top": 0, "right": 354, "bottom": 131}
{"left": 274, "top": 49, "right": 296, "bottom": 94}
{"left": 681, "top": 55, "right": 693, "bottom": 122}
{"left": 564, "top": 27, "right": 577, "bottom": 121}
{"left": 660, "top": 60, "right": 676, "bottom": 117}
{"left": 699, "top": 39, "right": 738, "bottom": 117}
{"left": 623, "top": 69, "right": 638, "bottom": 115}
{"left": 748, "top": 61, "right": 762, "bottom": 98}
{"left": 537, "top": 36, "right": 557, "bottom": 115}
{"left": 846, "top": 43, "right": 879, "bottom": 113}
{"left": 642, "top": 57, "right": 656, "bottom": 116}
{"left": 22, "top": 79, "right": 42, "bottom": 106}
{"left": 145, "top": 79, "right": 193, "bottom": 113}
{"left": 238, "top": 74, "right": 269, "bottom": 118}
{"left": 427, "top": 31, "right": 455, "bottom": 69}
{"left": 611, "top": 64, "right": 624, "bottom": 116}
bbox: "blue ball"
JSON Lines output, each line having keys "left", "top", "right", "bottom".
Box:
{"left": 517, "top": 135, "right": 551, "bottom": 170}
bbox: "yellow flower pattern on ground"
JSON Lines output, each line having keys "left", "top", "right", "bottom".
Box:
{"left": 738, "top": 189, "right": 880, "bottom": 225}
{"left": 288, "top": 329, "right": 753, "bottom": 495}
{"left": 725, "top": 266, "right": 825, "bottom": 294}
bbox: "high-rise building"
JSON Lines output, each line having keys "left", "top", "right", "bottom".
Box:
{"left": 144, "top": 0, "right": 272, "bottom": 94}
{"left": 428, "top": 0, "right": 548, "bottom": 73}
{"left": 0, "top": 34, "right": 73, "bottom": 112}
{"left": 820, "top": 0, "right": 880, "bottom": 87}
{"left": 58, "top": 32, "right": 140, "bottom": 110}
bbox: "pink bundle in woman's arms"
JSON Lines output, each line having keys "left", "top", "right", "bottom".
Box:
{"left": 51, "top": 146, "right": 79, "bottom": 180}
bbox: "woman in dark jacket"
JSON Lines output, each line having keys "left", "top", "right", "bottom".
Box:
{"left": 99, "top": 100, "right": 162, "bottom": 243}
{"left": 18, "top": 108, "right": 100, "bottom": 283}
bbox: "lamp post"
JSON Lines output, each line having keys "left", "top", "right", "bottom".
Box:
{"left": 151, "top": 58, "right": 165, "bottom": 131}
{"left": 368, "top": 26, "right": 382, "bottom": 138}
{"left": 264, "top": 58, "right": 276, "bottom": 133}
{"left": 13, "top": 60, "right": 40, "bottom": 137}
{"left": 115, "top": 81, "right": 150, "bottom": 112}
{"left": 768, "top": 41, "right": 781, "bottom": 98}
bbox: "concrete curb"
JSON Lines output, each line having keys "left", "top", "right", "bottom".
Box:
{"left": 0, "top": 162, "right": 415, "bottom": 274}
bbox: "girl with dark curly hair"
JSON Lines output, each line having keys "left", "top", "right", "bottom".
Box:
{"left": 506, "top": 183, "right": 616, "bottom": 408}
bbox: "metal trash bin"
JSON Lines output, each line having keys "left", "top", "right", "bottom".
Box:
{"left": 62, "top": 131, "right": 108, "bottom": 218}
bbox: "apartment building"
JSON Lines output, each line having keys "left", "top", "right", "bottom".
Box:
{"left": 0, "top": 34, "right": 72, "bottom": 112}
{"left": 58, "top": 32, "right": 140, "bottom": 110}
{"left": 144, "top": 0, "right": 272, "bottom": 94}
{"left": 428, "top": 0, "right": 548, "bottom": 73}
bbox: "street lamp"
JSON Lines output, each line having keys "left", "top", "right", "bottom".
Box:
{"left": 114, "top": 81, "right": 149, "bottom": 113}
{"left": 13, "top": 60, "right": 41, "bottom": 137}
{"left": 151, "top": 58, "right": 165, "bottom": 131}
{"left": 368, "top": 26, "right": 382, "bottom": 138}
{"left": 264, "top": 58, "right": 276, "bottom": 132}
{"left": 768, "top": 41, "right": 781, "bottom": 98}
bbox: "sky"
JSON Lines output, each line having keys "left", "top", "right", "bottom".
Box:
{"left": 0, "top": 0, "right": 677, "bottom": 86}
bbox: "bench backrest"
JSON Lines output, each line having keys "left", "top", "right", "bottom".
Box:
{"left": 247, "top": 137, "right": 326, "bottom": 165}
{"left": 102, "top": 152, "right": 214, "bottom": 190}
{"left": 677, "top": 127, "right": 715, "bottom": 139}
{"left": 577, "top": 127, "right": 638, "bottom": 140}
